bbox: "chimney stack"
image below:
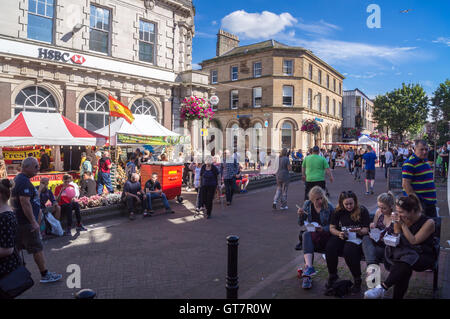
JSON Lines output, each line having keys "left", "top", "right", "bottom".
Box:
{"left": 216, "top": 29, "right": 239, "bottom": 56}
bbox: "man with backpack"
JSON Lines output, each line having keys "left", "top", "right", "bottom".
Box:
{"left": 97, "top": 151, "right": 113, "bottom": 195}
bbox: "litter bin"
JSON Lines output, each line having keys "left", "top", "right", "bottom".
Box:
{"left": 140, "top": 162, "right": 184, "bottom": 203}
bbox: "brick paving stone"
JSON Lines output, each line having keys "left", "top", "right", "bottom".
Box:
{"left": 17, "top": 166, "right": 448, "bottom": 299}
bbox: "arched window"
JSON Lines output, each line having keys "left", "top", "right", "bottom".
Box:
{"left": 14, "top": 86, "right": 57, "bottom": 115}
{"left": 131, "top": 98, "right": 158, "bottom": 119}
{"left": 281, "top": 122, "right": 293, "bottom": 150}
{"left": 78, "top": 92, "right": 109, "bottom": 131}
{"left": 231, "top": 123, "right": 239, "bottom": 150}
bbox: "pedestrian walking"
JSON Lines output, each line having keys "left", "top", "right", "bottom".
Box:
{"left": 97, "top": 151, "right": 114, "bottom": 194}
{"left": 385, "top": 148, "right": 394, "bottom": 179}
{"left": 362, "top": 146, "right": 377, "bottom": 195}
{"left": 11, "top": 157, "right": 62, "bottom": 283}
{"left": 302, "top": 146, "right": 334, "bottom": 201}
{"left": 221, "top": 150, "right": 239, "bottom": 206}
{"left": 272, "top": 148, "right": 291, "bottom": 210}
{"left": 200, "top": 156, "right": 220, "bottom": 219}
{"left": 353, "top": 149, "right": 363, "bottom": 181}
{"left": 331, "top": 149, "right": 337, "bottom": 170}
{"left": 402, "top": 140, "right": 437, "bottom": 217}
{"left": 380, "top": 149, "right": 386, "bottom": 168}
{"left": 347, "top": 148, "right": 355, "bottom": 174}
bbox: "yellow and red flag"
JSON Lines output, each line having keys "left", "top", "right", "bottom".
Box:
{"left": 109, "top": 95, "right": 135, "bottom": 124}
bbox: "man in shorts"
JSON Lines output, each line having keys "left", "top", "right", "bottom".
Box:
{"left": 362, "top": 146, "right": 377, "bottom": 195}
{"left": 12, "top": 157, "right": 62, "bottom": 283}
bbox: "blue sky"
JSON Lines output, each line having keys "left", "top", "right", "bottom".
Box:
{"left": 192, "top": 0, "right": 449, "bottom": 99}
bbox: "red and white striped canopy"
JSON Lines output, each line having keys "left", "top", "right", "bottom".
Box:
{"left": 0, "top": 112, "right": 107, "bottom": 146}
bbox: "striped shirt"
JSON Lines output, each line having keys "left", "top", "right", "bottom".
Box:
{"left": 402, "top": 153, "right": 436, "bottom": 205}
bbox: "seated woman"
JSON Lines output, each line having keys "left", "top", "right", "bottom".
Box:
{"left": 362, "top": 192, "right": 395, "bottom": 276}
{"left": 297, "top": 186, "right": 334, "bottom": 289}
{"left": 326, "top": 191, "right": 370, "bottom": 293}
{"left": 364, "top": 195, "right": 436, "bottom": 299}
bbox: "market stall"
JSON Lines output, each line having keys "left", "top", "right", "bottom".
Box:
{"left": 95, "top": 114, "right": 184, "bottom": 202}
{"left": 0, "top": 111, "right": 107, "bottom": 189}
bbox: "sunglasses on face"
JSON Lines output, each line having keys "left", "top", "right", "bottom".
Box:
{"left": 341, "top": 190, "right": 354, "bottom": 196}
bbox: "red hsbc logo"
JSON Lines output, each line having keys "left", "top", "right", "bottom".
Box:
{"left": 71, "top": 55, "right": 86, "bottom": 64}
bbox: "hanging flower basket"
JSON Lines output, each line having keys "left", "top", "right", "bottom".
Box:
{"left": 301, "top": 119, "right": 320, "bottom": 134}
{"left": 370, "top": 131, "right": 390, "bottom": 141}
{"left": 180, "top": 96, "right": 215, "bottom": 121}
{"left": 343, "top": 127, "right": 361, "bottom": 138}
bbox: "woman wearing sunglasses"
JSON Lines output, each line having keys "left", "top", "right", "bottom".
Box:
{"left": 364, "top": 195, "right": 436, "bottom": 299}
{"left": 325, "top": 191, "right": 370, "bottom": 293}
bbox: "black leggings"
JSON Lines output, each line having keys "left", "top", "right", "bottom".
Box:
{"left": 61, "top": 202, "right": 82, "bottom": 230}
{"left": 201, "top": 185, "right": 216, "bottom": 216}
{"left": 326, "top": 235, "right": 363, "bottom": 279}
{"left": 384, "top": 255, "right": 435, "bottom": 299}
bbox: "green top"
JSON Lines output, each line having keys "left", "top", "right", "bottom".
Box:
{"left": 302, "top": 154, "right": 329, "bottom": 182}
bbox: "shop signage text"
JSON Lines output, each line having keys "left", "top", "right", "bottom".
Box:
{"left": 38, "top": 48, "right": 86, "bottom": 65}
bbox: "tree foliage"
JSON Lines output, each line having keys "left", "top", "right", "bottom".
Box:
{"left": 373, "top": 83, "right": 429, "bottom": 141}
{"left": 431, "top": 79, "right": 450, "bottom": 145}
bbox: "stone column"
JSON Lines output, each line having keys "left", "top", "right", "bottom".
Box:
{"left": 64, "top": 87, "right": 77, "bottom": 122}
{"left": 163, "top": 98, "right": 172, "bottom": 130}
{"left": 0, "top": 82, "right": 11, "bottom": 123}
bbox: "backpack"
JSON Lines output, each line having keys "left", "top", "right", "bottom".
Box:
{"left": 324, "top": 280, "right": 353, "bottom": 298}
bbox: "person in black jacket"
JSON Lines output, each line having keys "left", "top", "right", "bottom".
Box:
{"left": 39, "top": 149, "right": 50, "bottom": 172}
{"left": 80, "top": 171, "right": 97, "bottom": 197}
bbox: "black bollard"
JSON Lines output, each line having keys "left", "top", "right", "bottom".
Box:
{"left": 74, "top": 289, "right": 97, "bottom": 299}
{"left": 226, "top": 235, "right": 239, "bottom": 299}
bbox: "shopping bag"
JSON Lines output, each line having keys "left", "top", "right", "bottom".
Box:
{"left": 45, "top": 211, "right": 64, "bottom": 236}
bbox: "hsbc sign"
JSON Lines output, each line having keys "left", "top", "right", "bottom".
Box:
{"left": 38, "top": 48, "right": 86, "bottom": 65}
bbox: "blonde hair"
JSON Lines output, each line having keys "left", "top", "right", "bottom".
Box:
{"left": 308, "top": 186, "right": 329, "bottom": 210}
{"left": 377, "top": 191, "right": 395, "bottom": 211}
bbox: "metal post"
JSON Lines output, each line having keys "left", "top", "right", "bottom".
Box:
{"left": 226, "top": 235, "right": 239, "bottom": 299}
{"left": 202, "top": 119, "right": 205, "bottom": 163}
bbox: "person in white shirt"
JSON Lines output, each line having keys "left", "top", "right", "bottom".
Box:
{"left": 259, "top": 150, "right": 266, "bottom": 169}
{"left": 331, "top": 150, "right": 337, "bottom": 169}
{"left": 384, "top": 148, "right": 394, "bottom": 179}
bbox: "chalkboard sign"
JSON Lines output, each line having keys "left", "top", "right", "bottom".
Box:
{"left": 388, "top": 168, "right": 403, "bottom": 190}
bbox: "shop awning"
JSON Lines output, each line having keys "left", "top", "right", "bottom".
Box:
{"left": 95, "top": 115, "right": 180, "bottom": 146}
{"left": 0, "top": 112, "right": 107, "bottom": 146}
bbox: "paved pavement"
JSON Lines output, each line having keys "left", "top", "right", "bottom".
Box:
{"left": 18, "top": 166, "right": 449, "bottom": 299}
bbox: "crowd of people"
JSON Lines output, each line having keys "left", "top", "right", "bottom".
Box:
{"left": 294, "top": 139, "right": 440, "bottom": 299}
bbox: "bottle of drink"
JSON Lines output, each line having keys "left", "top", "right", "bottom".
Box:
{"left": 392, "top": 212, "right": 401, "bottom": 234}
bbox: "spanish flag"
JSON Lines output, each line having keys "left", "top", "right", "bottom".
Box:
{"left": 109, "top": 95, "right": 135, "bottom": 124}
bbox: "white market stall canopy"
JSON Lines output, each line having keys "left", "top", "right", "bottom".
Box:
{"left": 95, "top": 115, "right": 180, "bottom": 146}
{"left": 0, "top": 112, "right": 107, "bottom": 146}
{"left": 349, "top": 136, "right": 378, "bottom": 146}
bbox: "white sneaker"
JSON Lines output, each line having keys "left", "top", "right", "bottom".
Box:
{"left": 364, "top": 285, "right": 385, "bottom": 299}
{"left": 280, "top": 206, "right": 288, "bottom": 210}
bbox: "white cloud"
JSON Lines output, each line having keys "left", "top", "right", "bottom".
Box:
{"left": 432, "top": 37, "right": 450, "bottom": 46}
{"left": 212, "top": 20, "right": 217, "bottom": 26}
{"left": 195, "top": 31, "right": 216, "bottom": 39}
{"left": 221, "top": 10, "right": 297, "bottom": 39}
{"left": 296, "top": 19, "right": 341, "bottom": 35}
{"left": 191, "top": 63, "right": 201, "bottom": 70}
{"left": 291, "top": 38, "right": 417, "bottom": 66}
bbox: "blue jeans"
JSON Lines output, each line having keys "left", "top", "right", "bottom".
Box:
{"left": 97, "top": 171, "right": 113, "bottom": 194}
{"left": 145, "top": 192, "right": 170, "bottom": 210}
{"left": 362, "top": 235, "right": 385, "bottom": 265}
{"left": 385, "top": 163, "right": 392, "bottom": 179}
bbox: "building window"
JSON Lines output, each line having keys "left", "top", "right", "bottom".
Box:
{"left": 14, "top": 86, "right": 57, "bottom": 114}
{"left": 308, "top": 89, "right": 312, "bottom": 109}
{"left": 318, "top": 70, "right": 322, "bottom": 85}
{"left": 339, "top": 102, "right": 342, "bottom": 117}
{"left": 253, "top": 62, "right": 262, "bottom": 78}
{"left": 131, "top": 98, "right": 158, "bottom": 119}
{"left": 78, "top": 92, "right": 109, "bottom": 131}
{"left": 253, "top": 87, "right": 262, "bottom": 108}
{"left": 283, "top": 60, "right": 293, "bottom": 76}
{"left": 327, "top": 74, "right": 330, "bottom": 89}
{"left": 89, "top": 5, "right": 110, "bottom": 54}
{"left": 333, "top": 78, "right": 336, "bottom": 92}
{"left": 326, "top": 96, "right": 330, "bottom": 114}
{"left": 211, "top": 70, "right": 218, "bottom": 84}
{"left": 231, "top": 66, "right": 238, "bottom": 81}
{"left": 317, "top": 93, "right": 322, "bottom": 112}
{"left": 339, "top": 82, "right": 342, "bottom": 95}
{"left": 230, "top": 90, "right": 239, "bottom": 109}
{"left": 139, "top": 20, "right": 156, "bottom": 63}
{"left": 254, "top": 122, "right": 263, "bottom": 150}
{"left": 282, "top": 86, "right": 293, "bottom": 106}
{"left": 28, "top": 0, "right": 54, "bottom": 43}
{"left": 281, "top": 122, "right": 293, "bottom": 149}
{"left": 308, "top": 64, "right": 313, "bottom": 80}
{"left": 333, "top": 99, "right": 336, "bottom": 116}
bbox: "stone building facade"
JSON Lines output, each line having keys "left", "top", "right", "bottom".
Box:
{"left": 342, "top": 89, "right": 376, "bottom": 141}
{"left": 0, "top": 0, "right": 210, "bottom": 133}
{"left": 200, "top": 31, "right": 344, "bottom": 154}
